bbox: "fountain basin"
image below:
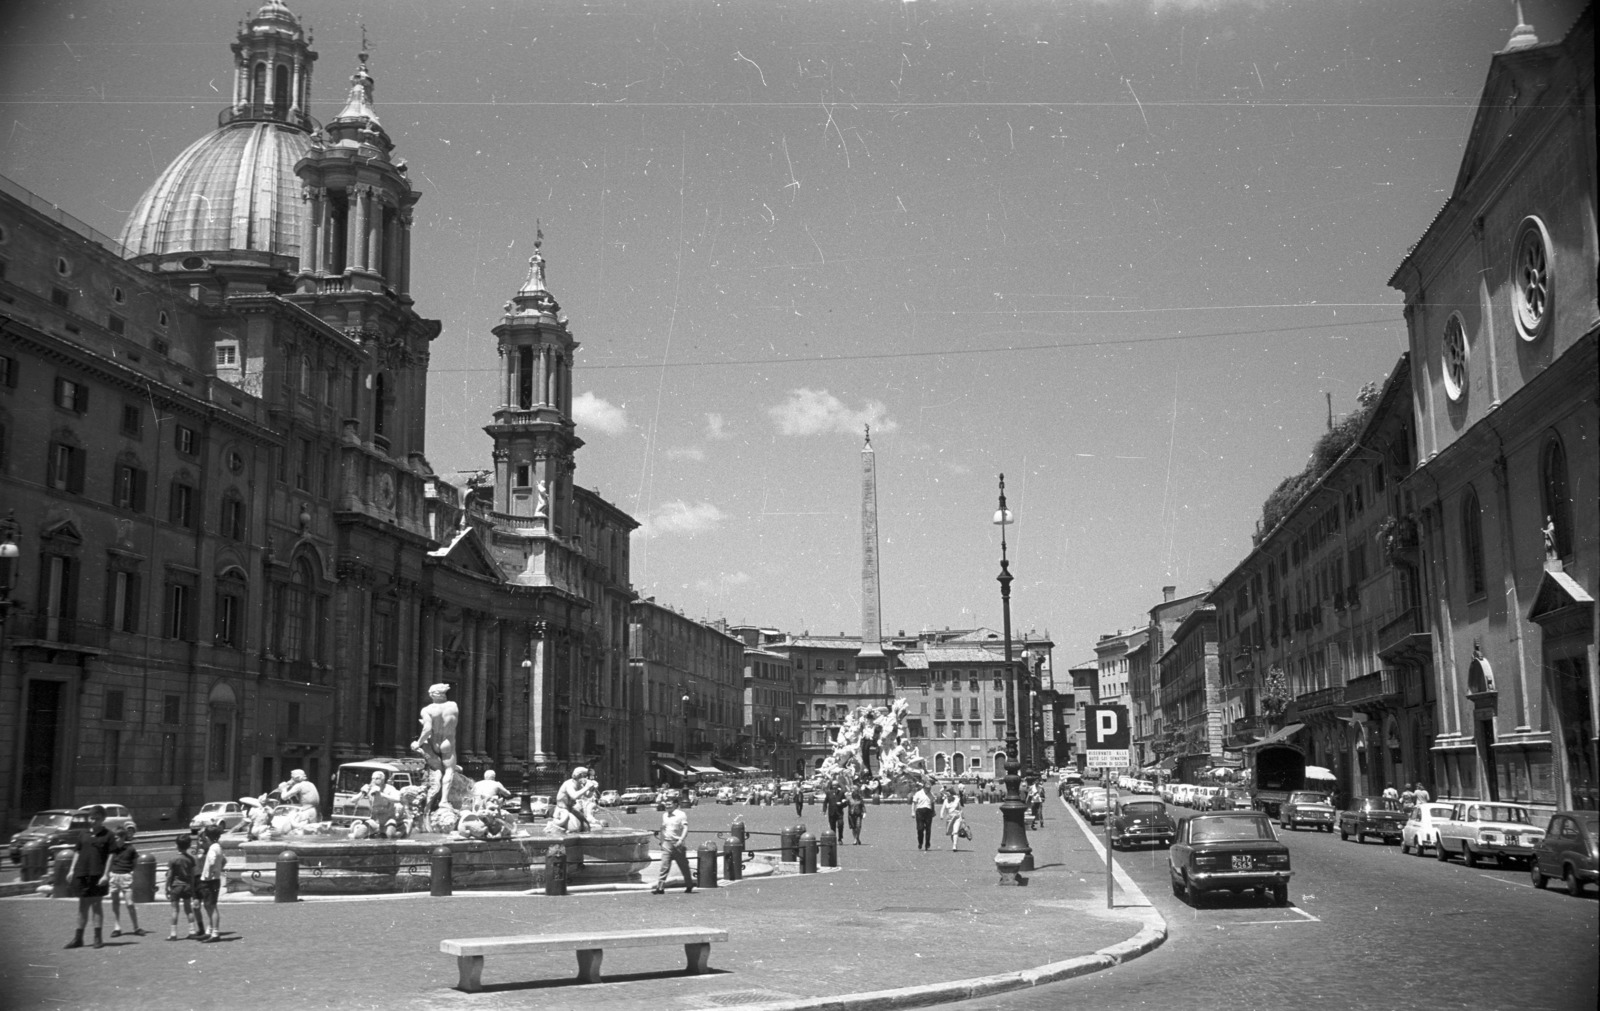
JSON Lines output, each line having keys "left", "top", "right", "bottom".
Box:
{"left": 223, "top": 828, "right": 654, "bottom": 895}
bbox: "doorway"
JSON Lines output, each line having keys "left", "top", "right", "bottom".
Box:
{"left": 21, "top": 680, "right": 64, "bottom": 812}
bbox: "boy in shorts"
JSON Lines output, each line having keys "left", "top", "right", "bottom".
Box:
{"left": 166, "top": 834, "right": 199, "bottom": 940}
{"left": 64, "top": 805, "right": 119, "bottom": 949}
{"left": 197, "top": 825, "right": 227, "bottom": 941}
{"left": 106, "top": 824, "right": 144, "bottom": 936}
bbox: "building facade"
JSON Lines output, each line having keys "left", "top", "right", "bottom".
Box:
{"left": 1389, "top": 10, "right": 1596, "bottom": 812}
{"left": 628, "top": 599, "right": 745, "bottom": 788}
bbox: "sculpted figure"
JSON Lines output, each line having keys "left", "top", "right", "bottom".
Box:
{"left": 411, "top": 683, "right": 460, "bottom": 809}
{"left": 550, "top": 766, "right": 594, "bottom": 834}
{"left": 471, "top": 770, "right": 511, "bottom": 813}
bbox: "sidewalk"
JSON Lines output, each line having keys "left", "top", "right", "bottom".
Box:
{"left": 0, "top": 799, "right": 1163, "bottom": 1011}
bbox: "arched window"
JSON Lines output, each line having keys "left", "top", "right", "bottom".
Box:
{"left": 374, "top": 373, "right": 388, "bottom": 437}
{"left": 276, "top": 558, "right": 320, "bottom": 662}
{"left": 273, "top": 64, "right": 290, "bottom": 114}
{"left": 1541, "top": 436, "right": 1573, "bottom": 560}
{"left": 933, "top": 753, "right": 948, "bottom": 774}
{"left": 1460, "top": 488, "right": 1485, "bottom": 600}
{"left": 953, "top": 752, "right": 966, "bottom": 775}
{"left": 252, "top": 63, "right": 266, "bottom": 109}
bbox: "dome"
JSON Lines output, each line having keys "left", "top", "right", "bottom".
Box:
{"left": 119, "top": 120, "right": 313, "bottom": 260}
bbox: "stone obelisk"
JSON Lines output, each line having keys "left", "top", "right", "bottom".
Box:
{"left": 858, "top": 426, "right": 886, "bottom": 664}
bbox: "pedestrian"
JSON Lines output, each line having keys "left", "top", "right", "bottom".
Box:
{"left": 794, "top": 783, "right": 805, "bottom": 816}
{"left": 106, "top": 824, "right": 144, "bottom": 937}
{"left": 941, "top": 789, "right": 967, "bottom": 851}
{"left": 1382, "top": 783, "right": 1399, "bottom": 802}
{"left": 166, "top": 834, "right": 199, "bottom": 941}
{"left": 1413, "top": 781, "right": 1431, "bottom": 804}
{"left": 1026, "top": 779, "right": 1045, "bottom": 829}
{"left": 912, "top": 781, "right": 935, "bottom": 850}
{"left": 196, "top": 824, "right": 227, "bottom": 942}
{"left": 846, "top": 788, "right": 866, "bottom": 844}
{"left": 824, "top": 782, "right": 846, "bottom": 839}
{"left": 650, "top": 791, "right": 694, "bottom": 894}
{"left": 1400, "top": 783, "right": 1417, "bottom": 811}
{"left": 63, "top": 805, "right": 119, "bottom": 949}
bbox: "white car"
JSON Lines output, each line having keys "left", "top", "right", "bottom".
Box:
{"left": 598, "top": 790, "right": 620, "bottom": 807}
{"left": 190, "top": 801, "right": 247, "bottom": 833}
{"left": 1436, "top": 801, "right": 1545, "bottom": 868}
{"left": 1401, "top": 802, "right": 1455, "bottom": 856}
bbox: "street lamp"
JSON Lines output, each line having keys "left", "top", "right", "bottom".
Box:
{"left": 992, "top": 475, "right": 1031, "bottom": 884}
{"left": 772, "top": 716, "right": 782, "bottom": 776}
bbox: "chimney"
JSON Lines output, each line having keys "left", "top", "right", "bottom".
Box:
{"left": 1163, "top": 585, "right": 1176, "bottom": 602}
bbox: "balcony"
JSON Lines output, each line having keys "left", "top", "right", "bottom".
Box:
{"left": 1294, "top": 685, "right": 1346, "bottom": 715}
{"left": 1378, "top": 606, "right": 1432, "bottom": 667}
{"left": 20, "top": 614, "right": 110, "bottom": 651}
{"left": 1344, "top": 670, "right": 1401, "bottom": 707}
{"left": 370, "top": 663, "right": 399, "bottom": 688}
{"left": 1231, "top": 716, "right": 1265, "bottom": 738}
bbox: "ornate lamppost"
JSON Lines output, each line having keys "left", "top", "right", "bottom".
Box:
{"left": 992, "top": 476, "right": 1032, "bottom": 884}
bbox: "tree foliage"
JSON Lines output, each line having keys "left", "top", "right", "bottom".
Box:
{"left": 1253, "top": 393, "right": 1377, "bottom": 544}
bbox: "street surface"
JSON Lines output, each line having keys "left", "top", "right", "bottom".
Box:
{"left": 944, "top": 799, "right": 1599, "bottom": 1011}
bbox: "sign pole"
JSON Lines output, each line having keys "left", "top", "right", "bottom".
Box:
{"left": 1084, "top": 704, "right": 1131, "bottom": 911}
{"left": 1105, "top": 785, "right": 1116, "bottom": 909}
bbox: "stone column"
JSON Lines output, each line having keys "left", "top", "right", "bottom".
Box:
{"left": 344, "top": 187, "right": 361, "bottom": 275}
{"left": 303, "top": 187, "right": 322, "bottom": 274}
{"left": 398, "top": 209, "right": 413, "bottom": 295}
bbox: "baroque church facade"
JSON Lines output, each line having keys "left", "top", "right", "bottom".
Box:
{"left": 0, "top": 1, "right": 637, "bottom": 831}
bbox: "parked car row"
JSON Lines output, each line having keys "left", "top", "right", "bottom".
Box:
{"left": 7, "top": 804, "right": 138, "bottom": 863}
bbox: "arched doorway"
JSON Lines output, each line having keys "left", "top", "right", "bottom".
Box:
{"left": 205, "top": 681, "right": 238, "bottom": 803}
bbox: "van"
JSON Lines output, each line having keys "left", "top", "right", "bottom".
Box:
{"left": 332, "top": 758, "right": 430, "bottom": 823}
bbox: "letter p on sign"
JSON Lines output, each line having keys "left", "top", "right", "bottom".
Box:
{"left": 1096, "top": 709, "right": 1119, "bottom": 743}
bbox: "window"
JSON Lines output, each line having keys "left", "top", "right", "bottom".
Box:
{"left": 1541, "top": 437, "right": 1573, "bottom": 560}
{"left": 295, "top": 438, "right": 311, "bottom": 490}
{"left": 175, "top": 425, "right": 197, "bottom": 456}
{"left": 163, "top": 694, "right": 181, "bottom": 725}
{"left": 220, "top": 494, "right": 246, "bottom": 540}
{"left": 165, "top": 579, "right": 195, "bottom": 640}
{"left": 1461, "top": 489, "right": 1485, "bottom": 600}
{"left": 0, "top": 354, "right": 14, "bottom": 388}
{"left": 112, "top": 463, "right": 147, "bottom": 511}
{"left": 215, "top": 584, "right": 244, "bottom": 648}
{"left": 48, "top": 441, "right": 85, "bottom": 493}
{"left": 934, "top": 721, "right": 946, "bottom": 738}
{"left": 121, "top": 403, "right": 142, "bottom": 437}
{"left": 54, "top": 377, "right": 88, "bottom": 412}
{"left": 1441, "top": 315, "right": 1467, "bottom": 402}
{"left": 215, "top": 342, "right": 239, "bottom": 368}
{"left": 1513, "top": 216, "right": 1552, "bottom": 342}
{"left": 108, "top": 568, "right": 140, "bottom": 633}
{"left": 104, "top": 690, "right": 125, "bottom": 721}
{"left": 51, "top": 286, "right": 70, "bottom": 309}
{"left": 209, "top": 721, "right": 230, "bottom": 775}
{"left": 102, "top": 730, "right": 122, "bottom": 786}
{"left": 169, "top": 480, "right": 195, "bottom": 528}
{"left": 515, "top": 463, "right": 531, "bottom": 487}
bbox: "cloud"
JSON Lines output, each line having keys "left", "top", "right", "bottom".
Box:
{"left": 767, "top": 388, "right": 898, "bottom": 437}
{"left": 573, "top": 392, "right": 628, "bottom": 435}
{"left": 705, "top": 413, "right": 731, "bottom": 440}
{"left": 666, "top": 446, "right": 706, "bottom": 462}
{"left": 637, "top": 500, "right": 726, "bottom": 538}
{"left": 694, "top": 571, "right": 752, "bottom": 594}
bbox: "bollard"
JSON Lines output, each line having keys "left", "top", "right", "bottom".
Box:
{"left": 20, "top": 841, "right": 48, "bottom": 882}
{"left": 697, "top": 840, "right": 719, "bottom": 889}
{"left": 723, "top": 837, "right": 742, "bottom": 881}
{"left": 798, "top": 832, "right": 818, "bottom": 874}
{"left": 545, "top": 842, "right": 568, "bottom": 896}
{"left": 50, "top": 849, "right": 77, "bottom": 898}
{"left": 819, "top": 830, "right": 838, "bottom": 868}
{"left": 274, "top": 850, "right": 300, "bottom": 903}
{"left": 779, "top": 825, "right": 799, "bottom": 861}
{"left": 133, "top": 851, "right": 158, "bottom": 904}
{"left": 729, "top": 819, "right": 747, "bottom": 849}
{"left": 430, "top": 844, "right": 453, "bottom": 897}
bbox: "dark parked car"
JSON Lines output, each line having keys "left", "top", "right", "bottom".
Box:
{"left": 1278, "top": 791, "right": 1335, "bottom": 832}
{"left": 8, "top": 809, "right": 75, "bottom": 863}
{"left": 1109, "top": 799, "right": 1177, "bottom": 850}
{"left": 1529, "top": 810, "right": 1599, "bottom": 896}
{"left": 1169, "top": 811, "right": 1292, "bottom": 906}
{"left": 1337, "top": 796, "right": 1405, "bottom": 844}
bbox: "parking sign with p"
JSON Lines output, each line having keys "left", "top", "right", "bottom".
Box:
{"left": 1085, "top": 704, "right": 1130, "bottom": 769}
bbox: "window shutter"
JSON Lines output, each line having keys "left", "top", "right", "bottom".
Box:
{"left": 133, "top": 469, "right": 147, "bottom": 512}
{"left": 77, "top": 385, "right": 89, "bottom": 413}
{"left": 62, "top": 557, "right": 80, "bottom": 619}
{"left": 68, "top": 446, "right": 86, "bottom": 493}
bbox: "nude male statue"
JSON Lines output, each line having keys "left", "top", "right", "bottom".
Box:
{"left": 411, "top": 683, "right": 460, "bottom": 808}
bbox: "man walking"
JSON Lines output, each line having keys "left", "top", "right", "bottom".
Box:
{"left": 651, "top": 791, "right": 694, "bottom": 895}
{"left": 912, "top": 781, "right": 935, "bottom": 851}
{"left": 823, "top": 782, "right": 846, "bottom": 840}
{"left": 847, "top": 789, "right": 866, "bottom": 844}
{"left": 64, "top": 806, "right": 119, "bottom": 949}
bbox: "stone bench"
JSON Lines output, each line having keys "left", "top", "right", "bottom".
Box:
{"left": 441, "top": 927, "right": 729, "bottom": 991}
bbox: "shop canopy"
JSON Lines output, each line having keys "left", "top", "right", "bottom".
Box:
{"left": 687, "top": 763, "right": 722, "bottom": 778}
{"left": 1239, "top": 723, "right": 1304, "bottom": 750}
{"left": 713, "top": 759, "right": 764, "bottom": 775}
{"left": 652, "top": 758, "right": 689, "bottom": 776}
{"left": 1305, "top": 765, "right": 1337, "bottom": 781}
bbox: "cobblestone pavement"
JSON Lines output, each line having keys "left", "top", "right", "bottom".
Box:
{"left": 941, "top": 801, "right": 1600, "bottom": 1011}
{"left": 0, "top": 799, "right": 1160, "bottom": 1011}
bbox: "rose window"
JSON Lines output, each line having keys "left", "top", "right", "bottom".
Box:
{"left": 1513, "top": 217, "right": 1552, "bottom": 341}
{"left": 1442, "top": 315, "right": 1467, "bottom": 402}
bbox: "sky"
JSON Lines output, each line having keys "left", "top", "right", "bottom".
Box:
{"left": 1, "top": 0, "right": 1587, "bottom": 665}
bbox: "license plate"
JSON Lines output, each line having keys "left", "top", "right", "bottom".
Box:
{"left": 1231, "top": 855, "right": 1253, "bottom": 870}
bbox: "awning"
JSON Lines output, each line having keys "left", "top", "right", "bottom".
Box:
{"left": 1305, "top": 765, "right": 1337, "bottom": 780}
{"left": 1239, "top": 723, "right": 1304, "bottom": 750}
{"left": 712, "top": 759, "right": 764, "bottom": 775}
{"left": 687, "top": 763, "right": 722, "bottom": 778}
{"left": 652, "top": 758, "right": 688, "bottom": 775}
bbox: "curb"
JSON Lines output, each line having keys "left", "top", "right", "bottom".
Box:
{"left": 704, "top": 798, "right": 1169, "bottom": 1011}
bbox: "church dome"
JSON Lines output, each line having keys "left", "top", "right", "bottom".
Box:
{"left": 119, "top": 121, "right": 313, "bottom": 259}
{"left": 118, "top": 0, "right": 318, "bottom": 262}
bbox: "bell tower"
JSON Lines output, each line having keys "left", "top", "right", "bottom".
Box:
{"left": 227, "top": 0, "right": 317, "bottom": 131}
{"left": 484, "top": 234, "right": 584, "bottom": 535}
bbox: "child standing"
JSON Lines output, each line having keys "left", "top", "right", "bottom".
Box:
{"left": 106, "top": 825, "right": 143, "bottom": 936}
{"left": 166, "top": 835, "right": 198, "bottom": 940}
{"left": 197, "top": 825, "right": 227, "bottom": 942}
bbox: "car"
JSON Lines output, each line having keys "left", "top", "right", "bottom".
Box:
{"left": 1083, "top": 790, "right": 1112, "bottom": 824}
{"left": 597, "top": 790, "right": 620, "bottom": 807}
{"left": 8, "top": 809, "right": 75, "bottom": 863}
{"left": 1278, "top": 791, "right": 1336, "bottom": 832}
{"left": 1337, "top": 796, "right": 1406, "bottom": 844}
{"left": 525, "top": 795, "right": 553, "bottom": 818}
{"left": 189, "top": 801, "right": 247, "bottom": 833}
{"left": 1217, "top": 786, "right": 1255, "bottom": 811}
{"left": 1169, "top": 811, "right": 1292, "bottom": 906}
{"left": 1400, "top": 802, "right": 1456, "bottom": 855}
{"left": 1169, "top": 784, "right": 1196, "bottom": 808}
{"left": 1109, "top": 799, "right": 1177, "bottom": 849}
{"left": 1192, "top": 786, "right": 1220, "bottom": 810}
{"left": 1436, "top": 801, "right": 1545, "bottom": 868}
{"left": 618, "top": 787, "right": 654, "bottom": 806}
{"left": 1529, "top": 811, "right": 1599, "bottom": 896}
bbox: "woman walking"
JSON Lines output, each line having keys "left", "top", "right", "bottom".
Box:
{"left": 941, "top": 789, "right": 967, "bottom": 851}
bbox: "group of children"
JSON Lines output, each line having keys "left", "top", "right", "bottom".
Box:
{"left": 63, "top": 804, "right": 229, "bottom": 949}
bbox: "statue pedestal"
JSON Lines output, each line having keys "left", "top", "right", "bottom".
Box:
{"left": 995, "top": 851, "right": 1029, "bottom": 886}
